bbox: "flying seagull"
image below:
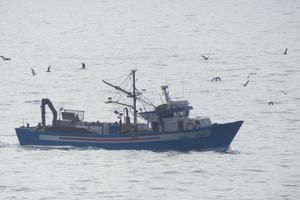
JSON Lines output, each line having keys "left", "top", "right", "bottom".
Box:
{"left": 202, "top": 55, "right": 209, "bottom": 60}
{"left": 81, "top": 63, "right": 86, "bottom": 69}
{"left": 211, "top": 77, "right": 221, "bottom": 82}
{"left": 280, "top": 90, "right": 288, "bottom": 95}
{"left": 31, "top": 68, "right": 37, "bottom": 76}
{"left": 46, "top": 65, "right": 51, "bottom": 72}
{"left": 0, "top": 56, "right": 11, "bottom": 61}
{"left": 283, "top": 48, "right": 288, "bottom": 55}
{"left": 247, "top": 73, "right": 256, "bottom": 79}
{"left": 242, "top": 80, "right": 250, "bottom": 87}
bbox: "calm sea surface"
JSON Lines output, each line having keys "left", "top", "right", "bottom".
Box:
{"left": 1, "top": 0, "right": 300, "bottom": 199}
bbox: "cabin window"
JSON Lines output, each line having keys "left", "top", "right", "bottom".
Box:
{"left": 185, "top": 111, "right": 189, "bottom": 117}
{"left": 152, "top": 121, "right": 159, "bottom": 132}
{"left": 165, "top": 111, "right": 174, "bottom": 118}
{"left": 178, "top": 112, "right": 184, "bottom": 117}
{"left": 177, "top": 121, "right": 184, "bottom": 131}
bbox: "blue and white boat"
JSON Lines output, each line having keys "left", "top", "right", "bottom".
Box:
{"left": 15, "top": 70, "right": 243, "bottom": 151}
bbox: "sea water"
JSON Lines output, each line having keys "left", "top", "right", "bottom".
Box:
{"left": 0, "top": 0, "right": 299, "bottom": 199}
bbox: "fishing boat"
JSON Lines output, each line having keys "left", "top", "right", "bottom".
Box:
{"left": 15, "top": 70, "right": 243, "bottom": 151}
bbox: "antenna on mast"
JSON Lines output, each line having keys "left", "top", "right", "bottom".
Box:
{"left": 181, "top": 78, "right": 185, "bottom": 100}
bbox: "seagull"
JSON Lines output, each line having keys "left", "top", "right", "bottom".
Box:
{"left": 268, "top": 101, "right": 274, "bottom": 106}
{"left": 0, "top": 56, "right": 11, "bottom": 61}
{"left": 211, "top": 77, "right": 221, "bottom": 82}
{"left": 46, "top": 65, "right": 51, "bottom": 72}
{"left": 81, "top": 62, "right": 86, "bottom": 69}
{"left": 242, "top": 80, "right": 250, "bottom": 87}
{"left": 201, "top": 55, "right": 209, "bottom": 60}
{"left": 280, "top": 90, "right": 288, "bottom": 95}
{"left": 247, "top": 73, "right": 256, "bottom": 79}
{"left": 31, "top": 68, "right": 37, "bottom": 76}
{"left": 283, "top": 48, "right": 288, "bottom": 55}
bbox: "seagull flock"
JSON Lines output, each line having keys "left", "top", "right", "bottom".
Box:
{"left": 0, "top": 47, "right": 290, "bottom": 106}
{"left": 203, "top": 48, "right": 289, "bottom": 106}
{"left": 29, "top": 62, "right": 86, "bottom": 76}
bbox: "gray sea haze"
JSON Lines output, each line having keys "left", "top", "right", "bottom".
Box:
{"left": 0, "top": 0, "right": 300, "bottom": 199}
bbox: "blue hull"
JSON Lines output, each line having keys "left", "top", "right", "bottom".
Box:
{"left": 15, "top": 121, "right": 243, "bottom": 151}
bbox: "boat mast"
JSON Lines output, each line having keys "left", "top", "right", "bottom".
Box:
{"left": 103, "top": 70, "right": 145, "bottom": 130}
{"left": 132, "top": 70, "right": 137, "bottom": 128}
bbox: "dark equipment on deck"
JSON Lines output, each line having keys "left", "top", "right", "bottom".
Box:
{"left": 41, "top": 98, "right": 58, "bottom": 127}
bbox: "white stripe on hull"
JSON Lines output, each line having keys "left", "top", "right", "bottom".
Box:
{"left": 39, "top": 130, "right": 210, "bottom": 144}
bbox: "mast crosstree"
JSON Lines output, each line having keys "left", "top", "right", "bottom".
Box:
{"left": 102, "top": 70, "right": 140, "bottom": 129}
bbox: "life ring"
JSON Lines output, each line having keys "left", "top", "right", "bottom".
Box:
{"left": 185, "top": 122, "right": 195, "bottom": 130}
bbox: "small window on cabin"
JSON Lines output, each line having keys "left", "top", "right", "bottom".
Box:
{"left": 178, "top": 112, "right": 184, "bottom": 117}
{"left": 166, "top": 112, "right": 174, "bottom": 118}
{"left": 178, "top": 121, "right": 184, "bottom": 131}
{"left": 152, "top": 121, "right": 159, "bottom": 132}
{"left": 185, "top": 111, "right": 189, "bottom": 117}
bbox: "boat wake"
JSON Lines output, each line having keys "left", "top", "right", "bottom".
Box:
{"left": 222, "top": 148, "right": 240, "bottom": 154}
{"left": 0, "top": 141, "right": 18, "bottom": 148}
{"left": 20, "top": 145, "right": 100, "bottom": 151}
